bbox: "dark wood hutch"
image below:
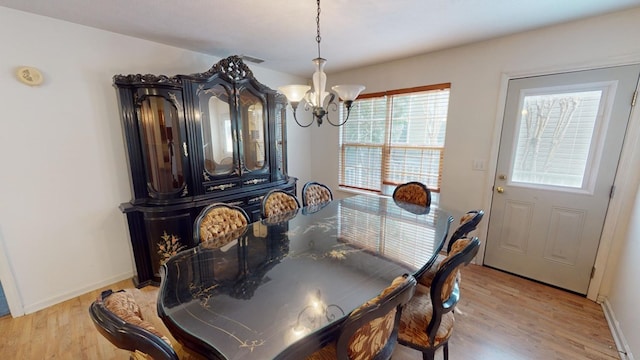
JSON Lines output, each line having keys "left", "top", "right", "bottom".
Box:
{"left": 114, "top": 56, "right": 297, "bottom": 287}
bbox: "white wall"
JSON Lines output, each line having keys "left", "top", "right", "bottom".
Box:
{"left": 0, "top": 7, "right": 310, "bottom": 315}
{"left": 316, "top": 7, "right": 640, "bottom": 355}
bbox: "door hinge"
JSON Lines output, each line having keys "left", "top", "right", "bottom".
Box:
{"left": 610, "top": 185, "right": 616, "bottom": 199}
{"left": 632, "top": 90, "right": 637, "bottom": 107}
{"left": 591, "top": 266, "right": 596, "bottom": 279}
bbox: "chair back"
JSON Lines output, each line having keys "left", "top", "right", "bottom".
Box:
{"left": 392, "top": 182, "right": 431, "bottom": 207}
{"left": 336, "top": 274, "right": 417, "bottom": 360}
{"left": 302, "top": 181, "right": 334, "bottom": 207}
{"left": 446, "top": 210, "right": 484, "bottom": 253}
{"left": 426, "top": 237, "right": 480, "bottom": 346}
{"left": 89, "top": 289, "right": 179, "bottom": 360}
{"left": 261, "top": 189, "right": 300, "bottom": 219}
{"left": 193, "top": 203, "right": 250, "bottom": 248}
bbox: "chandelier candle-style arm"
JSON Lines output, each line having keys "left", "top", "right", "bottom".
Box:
{"left": 276, "top": 0, "right": 365, "bottom": 127}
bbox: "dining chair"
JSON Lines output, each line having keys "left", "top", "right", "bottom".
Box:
{"left": 261, "top": 189, "right": 300, "bottom": 219}
{"left": 89, "top": 289, "right": 179, "bottom": 360}
{"left": 397, "top": 237, "right": 481, "bottom": 360}
{"left": 306, "top": 274, "right": 417, "bottom": 360}
{"left": 417, "top": 210, "right": 484, "bottom": 288}
{"left": 302, "top": 181, "right": 334, "bottom": 207}
{"left": 194, "top": 203, "right": 250, "bottom": 248}
{"left": 392, "top": 181, "right": 431, "bottom": 207}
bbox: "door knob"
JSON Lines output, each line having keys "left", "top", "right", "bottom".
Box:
{"left": 496, "top": 186, "right": 504, "bottom": 193}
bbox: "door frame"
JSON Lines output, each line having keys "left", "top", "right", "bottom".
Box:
{"left": 480, "top": 59, "right": 640, "bottom": 301}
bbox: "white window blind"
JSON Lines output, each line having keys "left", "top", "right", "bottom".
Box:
{"left": 339, "top": 97, "right": 386, "bottom": 192}
{"left": 512, "top": 90, "right": 603, "bottom": 189}
{"left": 339, "top": 84, "right": 450, "bottom": 193}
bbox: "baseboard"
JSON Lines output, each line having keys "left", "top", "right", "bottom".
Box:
{"left": 21, "top": 271, "right": 134, "bottom": 315}
{"left": 601, "top": 297, "right": 635, "bottom": 360}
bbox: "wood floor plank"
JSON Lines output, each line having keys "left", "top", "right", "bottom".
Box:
{"left": 0, "top": 265, "right": 620, "bottom": 359}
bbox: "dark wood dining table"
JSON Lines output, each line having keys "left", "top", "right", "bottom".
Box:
{"left": 157, "top": 194, "right": 453, "bottom": 359}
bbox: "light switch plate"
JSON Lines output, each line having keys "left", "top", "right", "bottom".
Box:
{"left": 472, "top": 159, "right": 486, "bottom": 171}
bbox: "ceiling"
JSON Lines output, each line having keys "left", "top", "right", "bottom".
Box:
{"left": 2, "top": 0, "right": 640, "bottom": 77}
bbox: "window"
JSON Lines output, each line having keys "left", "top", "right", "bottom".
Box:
{"left": 511, "top": 88, "right": 605, "bottom": 191}
{"left": 339, "top": 83, "right": 450, "bottom": 195}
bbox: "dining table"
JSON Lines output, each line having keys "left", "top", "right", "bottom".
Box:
{"left": 157, "top": 194, "right": 453, "bottom": 360}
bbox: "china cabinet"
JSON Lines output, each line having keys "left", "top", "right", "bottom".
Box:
{"left": 114, "top": 56, "right": 296, "bottom": 287}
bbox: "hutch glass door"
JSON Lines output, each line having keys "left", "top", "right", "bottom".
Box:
{"left": 238, "top": 88, "right": 267, "bottom": 172}
{"left": 137, "top": 94, "right": 188, "bottom": 197}
{"left": 199, "top": 83, "right": 237, "bottom": 177}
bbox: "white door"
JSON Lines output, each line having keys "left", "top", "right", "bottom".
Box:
{"left": 485, "top": 65, "right": 640, "bottom": 294}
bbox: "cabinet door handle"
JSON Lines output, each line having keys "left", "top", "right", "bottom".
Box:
{"left": 183, "top": 142, "right": 188, "bottom": 157}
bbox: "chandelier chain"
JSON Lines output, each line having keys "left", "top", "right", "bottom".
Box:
{"left": 316, "top": 0, "right": 322, "bottom": 59}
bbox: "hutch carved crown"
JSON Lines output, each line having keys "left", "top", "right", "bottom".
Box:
{"left": 114, "top": 56, "right": 296, "bottom": 287}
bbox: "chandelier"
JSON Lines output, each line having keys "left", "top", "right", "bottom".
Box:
{"left": 278, "top": 0, "right": 365, "bottom": 127}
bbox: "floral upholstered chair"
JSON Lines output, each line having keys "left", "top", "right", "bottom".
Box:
{"left": 398, "top": 237, "right": 480, "bottom": 360}
{"left": 302, "top": 181, "right": 334, "bottom": 207}
{"left": 306, "top": 274, "right": 416, "bottom": 360}
{"left": 89, "top": 289, "right": 179, "bottom": 360}
{"left": 392, "top": 182, "right": 431, "bottom": 207}
{"left": 417, "top": 210, "right": 484, "bottom": 288}
{"left": 261, "top": 189, "right": 300, "bottom": 219}
{"left": 194, "top": 203, "right": 250, "bottom": 249}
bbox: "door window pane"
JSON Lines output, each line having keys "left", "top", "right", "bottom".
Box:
{"left": 511, "top": 90, "right": 602, "bottom": 188}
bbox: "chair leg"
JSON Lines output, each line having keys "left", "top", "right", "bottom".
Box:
{"left": 422, "top": 349, "right": 435, "bottom": 360}
{"left": 443, "top": 343, "right": 449, "bottom": 360}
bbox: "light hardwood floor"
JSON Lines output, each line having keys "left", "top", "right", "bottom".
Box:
{"left": 0, "top": 264, "right": 620, "bottom": 359}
